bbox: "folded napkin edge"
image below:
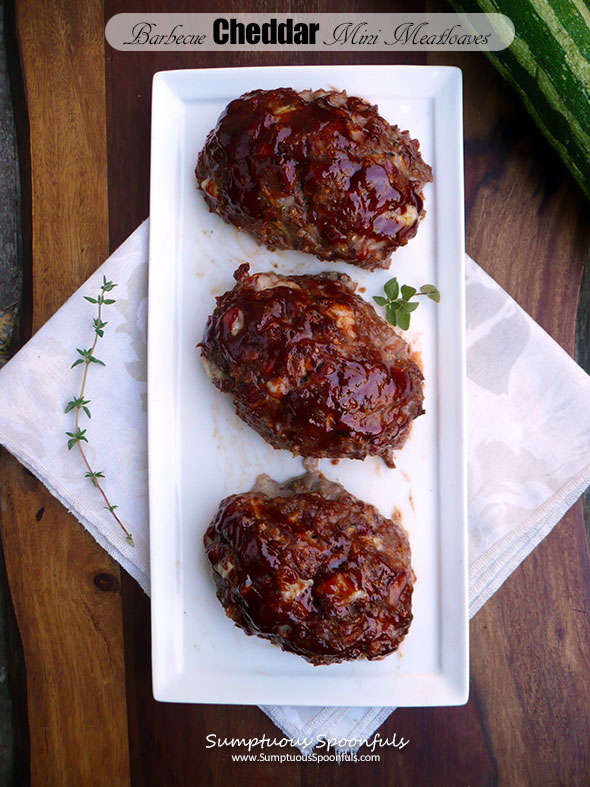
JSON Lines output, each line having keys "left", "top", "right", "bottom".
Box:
{"left": 0, "top": 439, "right": 150, "bottom": 594}
{"left": 469, "top": 461, "right": 590, "bottom": 617}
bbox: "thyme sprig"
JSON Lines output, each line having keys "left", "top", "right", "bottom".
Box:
{"left": 373, "top": 278, "right": 440, "bottom": 330}
{"left": 66, "top": 276, "right": 134, "bottom": 547}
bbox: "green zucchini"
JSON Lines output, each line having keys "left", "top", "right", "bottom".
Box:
{"left": 448, "top": 0, "right": 590, "bottom": 200}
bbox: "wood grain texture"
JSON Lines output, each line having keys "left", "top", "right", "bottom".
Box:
{"left": 18, "top": 0, "right": 110, "bottom": 329}
{"left": 0, "top": 456, "right": 130, "bottom": 786}
{"left": 0, "top": 0, "right": 130, "bottom": 783}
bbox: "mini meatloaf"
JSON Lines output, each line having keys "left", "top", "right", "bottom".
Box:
{"left": 195, "top": 87, "right": 432, "bottom": 270}
{"left": 203, "top": 471, "right": 415, "bottom": 665}
{"left": 200, "top": 265, "right": 424, "bottom": 467}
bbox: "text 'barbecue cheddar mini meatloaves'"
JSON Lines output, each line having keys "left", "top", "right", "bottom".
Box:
{"left": 196, "top": 88, "right": 433, "bottom": 270}
{"left": 204, "top": 471, "right": 415, "bottom": 665}
{"left": 200, "top": 265, "right": 424, "bottom": 467}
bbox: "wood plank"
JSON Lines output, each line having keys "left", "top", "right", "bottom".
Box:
{"left": 0, "top": 6, "right": 22, "bottom": 782}
{"left": 0, "top": 0, "right": 130, "bottom": 783}
{"left": 19, "top": 0, "right": 110, "bottom": 327}
{"left": 0, "top": 456, "right": 130, "bottom": 786}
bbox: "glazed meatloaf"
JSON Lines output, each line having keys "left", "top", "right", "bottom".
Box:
{"left": 195, "top": 87, "right": 432, "bottom": 270}
{"left": 203, "top": 471, "right": 415, "bottom": 665}
{"left": 200, "top": 264, "right": 424, "bottom": 467}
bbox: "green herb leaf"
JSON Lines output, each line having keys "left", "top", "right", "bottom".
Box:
{"left": 398, "top": 301, "right": 419, "bottom": 313}
{"left": 68, "top": 278, "right": 131, "bottom": 546}
{"left": 101, "top": 278, "right": 117, "bottom": 293}
{"left": 85, "top": 470, "right": 104, "bottom": 487}
{"left": 420, "top": 284, "right": 440, "bottom": 302}
{"left": 373, "top": 279, "right": 440, "bottom": 331}
{"left": 65, "top": 428, "right": 88, "bottom": 448}
{"left": 397, "top": 310, "right": 411, "bottom": 330}
{"left": 385, "top": 306, "right": 398, "bottom": 326}
{"left": 401, "top": 285, "right": 417, "bottom": 301}
{"left": 384, "top": 278, "right": 399, "bottom": 300}
{"left": 66, "top": 396, "right": 91, "bottom": 413}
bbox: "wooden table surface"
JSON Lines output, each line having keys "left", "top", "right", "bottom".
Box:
{"left": 1, "top": 0, "right": 589, "bottom": 784}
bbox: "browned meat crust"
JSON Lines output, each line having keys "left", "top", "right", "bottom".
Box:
{"left": 203, "top": 471, "right": 415, "bottom": 665}
{"left": 196, "top": 88, "right": 432, "bottom": 271}
{"left": 200, "top": 265, "right": 424, "bottom": 467}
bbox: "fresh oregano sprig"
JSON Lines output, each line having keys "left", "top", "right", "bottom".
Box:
{"left": 65, "top": 276, "right": 134, "bottom": 547}
{"left": 373, "top": 278, "right": 440, "bottom": 330}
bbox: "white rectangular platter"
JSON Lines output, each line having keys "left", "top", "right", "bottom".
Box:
{"left": 148, "top": 65, "right": 467, "bottom": 706}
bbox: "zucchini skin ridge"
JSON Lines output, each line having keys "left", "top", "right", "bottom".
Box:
{"left": 449, "top": 0, "right": 590, "bottom": 199}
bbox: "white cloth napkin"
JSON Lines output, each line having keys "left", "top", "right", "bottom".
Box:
{"left": 0, "top": 219, "right": 589, "bottom": 751}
